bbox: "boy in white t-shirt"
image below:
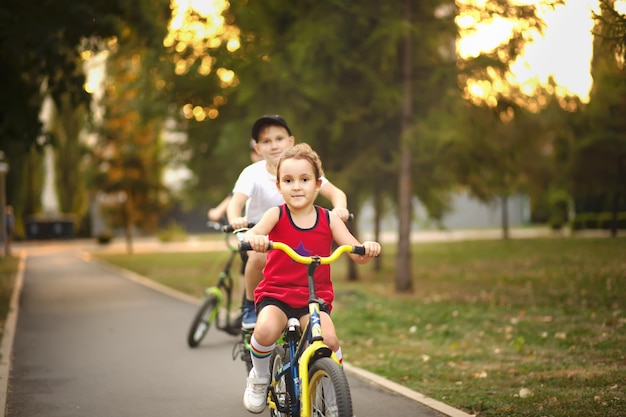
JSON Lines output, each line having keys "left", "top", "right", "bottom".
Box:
{"left": 227, "top": 115, "right": 350, "bottom": 329}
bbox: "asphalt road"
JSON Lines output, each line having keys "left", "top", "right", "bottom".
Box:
{"left": 4, "top": 246, "right": 462, "bottom": 417}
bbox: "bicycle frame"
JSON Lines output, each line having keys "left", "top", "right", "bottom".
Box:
{"left": 273, "top": 302, "right": 339, "bottom": 417}
{"left": 208, "top": 246, "right": 238, "bottom": 332}
{"left": 249, "top": 242, "right": 362, "bottom": 417}
{"left": 187, "top": 223, "right": 242, "bottom": 348}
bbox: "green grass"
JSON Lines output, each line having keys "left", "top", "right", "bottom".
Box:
{"left": 0, "top": 255, "right": 20, "bottom": 346}
{"left": 93, "top": 237, "right": 626, "bottom": 417}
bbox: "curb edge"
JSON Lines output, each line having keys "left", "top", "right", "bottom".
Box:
{"left": 0, "top": 251, "right": 27, "bottom": 416}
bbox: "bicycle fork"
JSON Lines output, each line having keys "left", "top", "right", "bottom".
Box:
{"left": 269, "top": 318, "right": 301, "bottom": 416}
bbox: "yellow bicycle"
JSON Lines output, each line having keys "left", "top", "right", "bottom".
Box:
{"left": 240, "top": 241, "right": 361, "bottom": 417}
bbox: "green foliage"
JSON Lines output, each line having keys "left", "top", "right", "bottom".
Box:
{"left": 50, "top": 94, "right": 90, "bottom": 231}
{"left": 569, "top": 6, "right": 626, "bottom": 237}
{"left": 594, "top": 0, "right": 626, "bottom": 60}
{"left": 157, "top": 221, "right": 189, "bottom": 243}
{"left": 0, "top": 256, "right": 19, "bottom": 335}
{"left": 6, "top": 0, "right": 626, "bottom": 251}
{"left": 572, "top": 211, "right": 626, "bottom": 230}
{"left": 86, "top": 14, "right": 174, "bottom": 237}
{"left": 0, "top": 0, "right": 171, "bottom": 237}
{"left": 547, "top": 188, "right": 570, "bottom": 230}
{"left": 96, "top": 230, "right": 114, "bottom": 245}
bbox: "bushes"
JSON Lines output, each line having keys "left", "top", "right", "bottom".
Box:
{"left": 571, "top": 212, "right": 626, "bottom": 230}
{"left": 96, "top": 230, "right": 113, "bottom": 244}
{"left": 157, "top": 222, "right": 188, "bottom": 242}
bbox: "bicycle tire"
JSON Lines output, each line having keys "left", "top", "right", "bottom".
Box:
{"left": 308, "top": 357, "right": 353, "bottom": 417}
{"left": 269, "top": 345, "right": 292, "bottom": 417}
{"left": 187, "top": 294, "right": 219, "bottom": 347}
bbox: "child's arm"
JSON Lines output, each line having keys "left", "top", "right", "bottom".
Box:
{"left": 207, "top": 194, "right": 231, "bottom": 222}
{"left": 319, "top": 181, "right": 350, "bottom": 222}
{"left": 328, "top": 212, "right": 381, "bottom": 264}
{"left": 243, "top": 206, "right": 280, "bottom": 252}
{"left": 226, "top": 192, "right": 249, "bottom": 229}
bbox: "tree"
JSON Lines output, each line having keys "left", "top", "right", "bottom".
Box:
{"left": 0, "top": 0, "right": 170, "bottom": 234}
{"left": 594, "top": 0, "right": 626, "bottom": 60}
{"left": 454, "top": 0, "right": 560, "bottom": 238}
{"left": 171, "top": 0, "right": 461, "bottom": 290}
{"left": 575, "top": 2, "right": 626, "bottom": 237}
{"left": 87, "top": 13, "right": 173, "bottom": 253}
{"left": 48, "top": 94, "right": 90, "bottom": 233}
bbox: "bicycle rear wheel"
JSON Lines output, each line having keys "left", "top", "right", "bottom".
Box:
{"left": 308, "top": 358, "right": 352, "bottom": 417}
{"left": 187, "top": 294, "right": 218, "bottom": 347}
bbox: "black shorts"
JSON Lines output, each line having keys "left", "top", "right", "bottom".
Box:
{"left": 256, "top": 297, "right": 330, "bottom": 319}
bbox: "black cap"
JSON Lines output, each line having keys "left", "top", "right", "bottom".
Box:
{"left": 251, "top": 115, "right": 292, "bottom": 141}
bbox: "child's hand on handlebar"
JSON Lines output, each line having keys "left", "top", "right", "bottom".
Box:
{"left": 229, "top": 217, "right": 249, "bottom": 230}
{"left": 359, "top": 241, "right": 382, "bottom": 259}
{"left": 331, "top": 208, "right": 350, "bottom": 222}
{"left": 244, "top": 234, "right": 270, "bottom": 253}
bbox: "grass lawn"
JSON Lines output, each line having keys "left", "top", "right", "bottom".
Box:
{"left": 93, "top": 237, "right": 625, "bottom": 417}
{"left": 0, "top": 255, "right": 20, "bottom": 348}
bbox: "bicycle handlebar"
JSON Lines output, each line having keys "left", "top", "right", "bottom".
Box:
{"left": 221, "top": 212, "right": 352, "bottom": 233}
{"left": 221, "top": 223, "right": 256, "bottom": 233}
{"left": 206, "top": 221, "right": 224, "bottom": 231}
{"left": 206, "top": 221, "right": 257, "bottom": 234}
{"left": 239, "top": 241, "right": 365, "bottom": 263}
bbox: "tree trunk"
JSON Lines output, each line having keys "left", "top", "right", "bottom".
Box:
{"left": 395, "top": 0, "right": 413, "bottom": 293}
{"left": 501, "top": 194, "right": 510, "bottom": 240}
{"left": 123, "top": 191, "right": 134, "bottom": 255}
{"left": 611, "top": 191, "right": 619, "bottom": 238}
{"left": 611, "top": 154, "right": 625, "bottom": 238}
{"left": 374, "top": 190, "right": 382, "bottom": 272}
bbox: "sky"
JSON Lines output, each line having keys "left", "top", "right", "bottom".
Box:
{"left": 510, "top": 0, "right": 597, "bottom": 101}
{"left": 460, "top": 0, "right": 626, "bottom": 103}
{"left": 457, "top": 0, "right": 602, "bottom": 103}
{"left": 170, "top": 0, "right": 615, "bottom": 104}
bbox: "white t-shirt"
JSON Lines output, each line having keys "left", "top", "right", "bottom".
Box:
{"left": 232, "top": 160, "right": 329, "bottom": 223}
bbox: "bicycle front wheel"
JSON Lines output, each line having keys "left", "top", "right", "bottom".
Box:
{"left": 187, "top": 294, "right": 218, "bottom": 347}
{"left": 269, "top": 345, "right": 292, "bottom": 417}
{"left": 308, "top": 358, "right": 352, "bottom": 417}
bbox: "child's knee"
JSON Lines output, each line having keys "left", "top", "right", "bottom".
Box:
{"left": 253, "top": 325, "right": 275, "bottom": 346}
{"left": 324, "top": 335, "right": 339, "bottom": 352}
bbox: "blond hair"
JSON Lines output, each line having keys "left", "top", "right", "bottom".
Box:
{"left": 276, "top": 143, "right": 325, "bottom": 180}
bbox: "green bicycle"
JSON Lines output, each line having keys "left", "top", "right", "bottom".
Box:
{"left": 186, "top": 222, "right": 244, "bottom": 344}
{"left": 240, "top": 240, "right": 361, "bottom": 417}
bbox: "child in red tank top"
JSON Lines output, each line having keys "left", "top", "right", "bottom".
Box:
{"left": 240, "top": 143, "right": 381, "bottom": 414}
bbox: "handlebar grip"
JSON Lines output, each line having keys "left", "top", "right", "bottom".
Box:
{"left": 352, "top": 245, "right": 365, "bottom": 256}
{"left": 239, "top": 241, "right": 252, "bottom": 251}
{"left": 239, "top": 241, "right": 273, "bottom": 252}
{"left": 222, "top": 223, "right": 256, "bottom": 233}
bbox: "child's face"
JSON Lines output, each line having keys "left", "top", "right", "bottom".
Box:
{"left": 277, "top": 158, "right": 321, "bottom": 210}
{"left": 254, "top": 125, "right": 294, "bottom": 167}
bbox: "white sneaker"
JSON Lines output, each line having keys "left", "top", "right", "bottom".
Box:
{"left": 243, "top": 369, "right": 269, "bottom": 414}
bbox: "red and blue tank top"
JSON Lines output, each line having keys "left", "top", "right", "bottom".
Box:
{"left": 254, "top": 204, "right": 334, "bottom": 311}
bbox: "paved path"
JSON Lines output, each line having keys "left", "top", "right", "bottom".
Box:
{"left": 2, "top": 243, "right": 472, "bottom": 417}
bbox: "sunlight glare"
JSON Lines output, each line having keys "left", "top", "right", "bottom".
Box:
{"left": 457, "top": 0, "right": 604, "bottom": 105}
{"left": 166, "top": 0, "right": 240, "bottom": 60}
{"left": 509, "top": 0, "right": 596, "bottom": 102}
